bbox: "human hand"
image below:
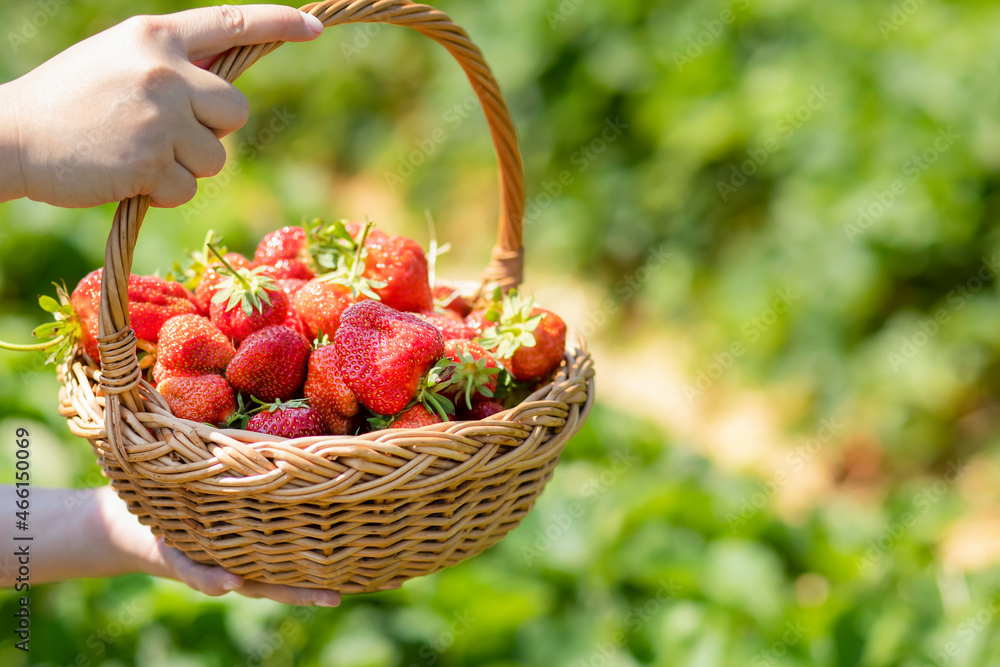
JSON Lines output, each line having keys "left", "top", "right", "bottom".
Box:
{"left": 0, "top": 5, "right": 323, "bottom": 208}
{"left": 94, "top": 486, "right": 343, "bottom": 606}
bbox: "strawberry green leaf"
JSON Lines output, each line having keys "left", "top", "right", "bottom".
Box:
{"left": 37, "top": 295, "right": 61, "bottom": 313}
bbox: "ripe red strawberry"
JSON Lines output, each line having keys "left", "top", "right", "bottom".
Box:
{"left": 478, "top": 292, "right": 566, "bottom": 382}
{"left": 433, "top": 285, "right": 471, "bottom": 318}
{"left": 72, "top": 269, "right": 198, "bottom": 363}
{"left": 303, "top": 344, "right": 358, "bottom": 434}
{"left": 503, "top": 309, "right": 566, "bottom": 381}
{"left": 255, "top": 226, "right": 307, "bottom": 265}
{"left": 207, "top": 248, "right": 289, "bottom": 344}
{"left": 151, "top": 363, "right": 201, "bottom": 385}
{"left": 416, "top": 311, "right": 476, "bottom": 341}
{"left": 246, "top": 400, "right": 327, "bottom": 438}
{"left": 70, "top": 269, "right": 103, "bottom": 361}
{"left": 464, "top": 310, "right": 491, "bottom": 336}
{"left": 310, "top": 220, "right": 431, "bottom": 312}
{"left": 362, "top": 233, "right": 433, "bottom": 312}
{"left": 461, "top": 400, "right": 506, "bottom": 421}
{"left": 226, "top": 326, "right": 310, "bottom": 402}
{"left": 257, "top": 260, "right": 314, "bottom": 281}
{"left": 193, "top": 252, "right": 252, "bottom": 315}
{"left": 158, "top": 374, "right": 236, "bottom": 425}
{"left": 389, "top": 405, "right": 442, "bottom": 429}
{"left": 155, "top": 314, "right": 235, "bottom": 377}
{"left": 440, "top": 340, "right": 500, "bottom": 410}
{"left": 255, "top": 227, "right": 315, "bottom": 281}
{"left": 334, "top": 300, "right": 445, "bottom": 414}
{"left": 126, "top": 276, "right": 198, "bottom": 342}
{"left": 292, "top": 280, "right": 359, "bottom": 341}
{"left": 276, "top": 278, "right": 308, "bottom": 298}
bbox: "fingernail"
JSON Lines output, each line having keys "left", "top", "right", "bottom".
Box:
{"left": 315, "top": 595, "right": 340, "bottom": 608}
{"left": 222, "top": 578, "right": 241, "bottom": 591}
{"left": 300, "top": 12, "right": 324, "bottom": 35}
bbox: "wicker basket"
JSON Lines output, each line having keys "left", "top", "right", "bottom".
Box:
{"left": 56, "top": 0, "right": 595, "bottom": 593}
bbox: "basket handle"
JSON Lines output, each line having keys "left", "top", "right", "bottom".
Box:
{"left": 96, "top": 0, "right": 525, "bottom": 423}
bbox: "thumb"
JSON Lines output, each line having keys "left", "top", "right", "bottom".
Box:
{"left": 162, "top": 4, "right": 324, "bottom": 62}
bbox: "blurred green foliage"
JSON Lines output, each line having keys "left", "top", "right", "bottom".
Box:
{"left": 3, "top": 0, "right": 1000, "bottom": 664}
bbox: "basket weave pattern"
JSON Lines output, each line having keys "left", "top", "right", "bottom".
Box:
{"left": 56, "top": 0, "right": 595, "bottom": 592}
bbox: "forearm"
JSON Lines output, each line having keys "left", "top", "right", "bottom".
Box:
{"left": 0, "top": 80, "right": 27, "bottom": 203}
{"left": 0, "top": 485, "right": 154, "bottom": 586}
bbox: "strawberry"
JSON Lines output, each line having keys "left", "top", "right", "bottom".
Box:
{"left": 70, "top": 269, "right": 103, "bottom": 361}
{"left": 155, "top": 314, "right": 235, "bottom": 378}
{"left": 478, "top": 292, "right": 566, "bottom": 382}
{"left": 127, "top": 276, "right": 199, "bottom": 342}
{"left": 257, "top": 259, "right": 314, "bottom": 281}
{"left": 193, "top": 252, "right": 253, "bottom": 315}
{"left": 276, "top": 278, "right": 308, "bottom": 298}
{"left": 309, "top": 219, "right": 431, "bottom": 312}
{"left": 291, "top": 280, "right": 359, "bottom": 342}
{"left": 303, "top": 344, "right": 358, "bottom": 434}
{"left": 293, "top": 221, "right": 387, "bottom": 340}
{"left": 416, "top": 310, "right": 476, "bottom": 342}
{"left": 363, "top": 233, "right": 433, "bottom": 312}
{"left": 253, "top": 227, "right": 315, "bottom": 280}
{"left": 388, "top": 405, "right": 442, "bottom": 429}
{"left": 226, "top": 325, "right": 310, "bottom": 402}
{"left": 254, "top": 226, "right": 307, "bottom": 265}
{"left": 207, "top": 247, "right": 289, "bottom": 344}
{"left": 464, "top": 310, "right": 491, "bottom": 337}
{"left": 334, "top": 300, "right": 445, "bottom": 415}
{"left": 433, "top": 285, "right": 471, "bottom": 318}
{"left": 71, "top": 269, "right": 197, "bottom": 362}
{"left": 504, "top": 308, "right": 566, "bottom": 381}
{"left": 440, "top": 340, "right": 500, "bottom": 410}
{"left": 246, "top": 399, "right": 327, "bottom": 438}
{"left": 461, "top": 400, "right": 506, "bottom": 421}
{"left": 151, "top": 363, "right": 201, "bottom": 385}
{"left": 158, "top": 374, "right": 236, "bottom": 425}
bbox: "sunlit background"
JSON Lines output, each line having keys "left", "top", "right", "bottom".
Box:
{"left": 3, "top": 0, "right": 1000, "bottom": 664}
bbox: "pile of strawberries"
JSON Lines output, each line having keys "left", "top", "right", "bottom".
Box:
{"left": 44, "top": 220, "right": 567, "bottom": 437}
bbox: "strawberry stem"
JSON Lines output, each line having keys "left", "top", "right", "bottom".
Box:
{"left": 348, "top": 219, "right": 376, "bottom": 284}
{"left": 0, "top": 337, "right": 64, "bottom": 352}
{"left": 207, "top": 244, "right": 253, "bottom": 292}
